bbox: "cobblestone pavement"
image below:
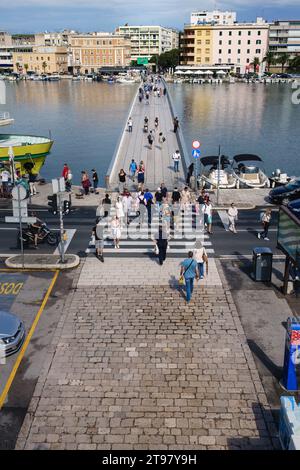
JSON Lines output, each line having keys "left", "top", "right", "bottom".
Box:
{"left": 16, "top": 258, "right": 278, "bottom": 450}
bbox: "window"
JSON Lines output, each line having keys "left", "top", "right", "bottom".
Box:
{"left": 238, "top": 31, "right": 242, "bottom": 36}
{"left": 206, "top": 30, "right": 210, "bottom": 36}
{"left": 229, "top": 31, "right": 232, "bottom": 36}
{"left": 197, "top": 31, "right": 202, "bottom": 36}
{"left": 219, "top": 32, "right": 222, "bottom": 36}
{"left": 219, "top": 49, "right": 222, "bottom": 54}
{"left": 258, "top": 31, "right": 261, "bottom": 36}
{"left": 197, "top": 40, "right": 202, "bottom": 44}
{"left": 228, "top": 58, "right": 231, "bottom": 63}
{"left": 205, "top": 48, "right": 210, "bottom": 53}
{"left": 256, "top": 40, "right": 261, "bottom": 44}
{"left": 238, "top": 40, "right": 241, "bottom": 45}
{"left": 219, "top": 40, "right": 222, "bottom": 45}
{"left": 237, "top": 49, "right": 241, "bottom": 54}
{"left": 228, "top": 40, "right": 232, "bottom": 45}
{"left": 247, "top": 49, "right": 250, "bottom": 54}
{"left": 248, "top": 31, "right": 251, "bottom": 36}
{"left": 248, "top": 40, "right": 251, "bottom": 45}
{"left": 256, "top": 49, "right": 261, "bottom": 53}
{"left": 237, "top": 58, "right": 240, "bottom": 64}
{"left": 246, "top": 58, "right": 250, "bottom": 63}
{"left": 205, "top": 57, "right": 210, "bottom": 62}
{"left": 228, "top": 49, "right": 231, "bottom": 54}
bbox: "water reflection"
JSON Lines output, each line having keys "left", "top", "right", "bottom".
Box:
{"left": 4, "top": 81, "right": 137, "bottom": 185}
{"left": 169, "top": 83, "right": 299, "bottom": 175}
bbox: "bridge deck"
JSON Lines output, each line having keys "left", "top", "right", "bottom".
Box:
{"left": 109, "top": 87, "right": 186, "bottom": 191}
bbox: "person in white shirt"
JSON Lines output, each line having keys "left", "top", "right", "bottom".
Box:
{"left": 122, "top": 193, "right": 133, "bottom": 225}
{"left": 127, "top": 117, "right": 133, "bottom": 133}
{"left": 1, "top": 169, "right": 10, "bottom": 196}
{"left": 115, "top": 196, "right": 125, "bottom": 226}
{"left": 204, "top": 201, "right": 213, "bottom": 234}
{"left": 227, "top": 203, "right": 238, "bottom": 233}
{"left": 193, "top": 241, "right": 208, "bottom": 279}
{"left": 172, "top": 150, "right": 181, "bottom": 173}
{"left": 111, "top": 216, "right": 121, "bottom": 249}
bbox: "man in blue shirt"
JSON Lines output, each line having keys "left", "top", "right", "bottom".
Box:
{"left": 129, "top": 159, "right": 137, "bottom": 182}
{"left": 180, "top": 251, "right": 199, "bottom": 303}
{"left": 144, "top": 189, "right": 153, "bottom": 226}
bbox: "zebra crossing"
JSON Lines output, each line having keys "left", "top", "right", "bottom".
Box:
{"left": 85, "top": 206, "right": 214, "bottom": 258}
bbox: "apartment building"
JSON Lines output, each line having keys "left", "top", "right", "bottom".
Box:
{"left": 116, "top": 25, "right": 179, "bottom": 62}
{"left": 191, "top": 10, "right": 236, "bottom": 26}
{"left": 212, "top": 19, "right": 269, "bottom": 74}
{"left": 12, "top": 46, "right": 68, "bottom": 74}
{"left": 181, "top": 18, "right": 269, "bottom": 74}
{"left": 69, "top": 33, "right": 131, "bottom": 73}
{"left": 181, "top": 25, "right": 214, "bottom": 66}
{"left": 269, "top": 20, "right": 300, "bottom": 71}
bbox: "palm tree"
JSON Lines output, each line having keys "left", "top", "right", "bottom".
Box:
{"left": 276, "top": 52, "right": 290, "bottom": 73}
{"left": 262, "top": 52, "right": 275, "bottom": 73}
{"left": 42, "top": 61, "right": 47, "bottom": 74}
{"left": 24, "top": 63, "right": 29, "bottom": 74}
{"left": 288, "top": 55, "right": 300, "bottom": 73}
{"left": 251, "top": 57, "right": 260, "bottom": 75}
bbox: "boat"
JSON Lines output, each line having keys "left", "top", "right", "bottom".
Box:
{"left": 47, "top": 74, "right": 61, "bottom": 81}
{"left": 0, "top": 112, "right": 53, "bottom": 175}
{"left": 198, "top": 155, "right": 238, "bottom": 189}
{"left": 0, "top": 112, "right": 14, "bottom": 127}
{"left": 116, "top": 76, "right": 136, "bottom": 84}
{"left": 232, "top": 154, "right": 270, "bottom": 189}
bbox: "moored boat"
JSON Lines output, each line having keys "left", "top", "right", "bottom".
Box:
{"left": 232, "top": 154, "right": 270, "bottom": 188}
{"left": 199, "top": 156, "right": 237, "bottom": 189}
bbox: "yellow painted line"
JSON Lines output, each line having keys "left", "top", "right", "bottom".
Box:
{"left": 0, "top": 270, "right": 59, "bottom": 410}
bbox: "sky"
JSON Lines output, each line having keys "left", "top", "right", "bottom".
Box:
{"left": 0, "top": 0, "right": 300, "bottom": 33}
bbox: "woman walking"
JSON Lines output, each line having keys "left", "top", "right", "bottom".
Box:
{"left": 193, "top": 241, "right": 208, "bottom": 280}
{"left": 118, "top": 169, "right": 127, "bottom": 193}
{"left": 147, "top": 131, "right": 154, "bottom": 149}
{"left": 258, "top": 208, "right": 272, "bottom": 240}
{"left": 153, "top": 226, "right": 168, "bottom": 266}
{"left": 137, "top": 164, "right": 145, "bottom": 191}
{"left": 111, "top": 216, "right": 121, "bottom": 249}
{"left": 115, "top": 196, "right": 125, "bottom": 226}
{"left": 204, "top": 200, "right": 213, "bottom": 234}
{"left": 81, "top": 171, "right": 91, "bottom": 196}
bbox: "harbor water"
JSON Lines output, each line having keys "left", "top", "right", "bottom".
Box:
{"left": 3, "top": 80, "right": 300, "bottom": 185}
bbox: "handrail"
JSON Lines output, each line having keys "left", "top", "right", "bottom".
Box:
{"left": 105, "top": 85, "right": 140, "bottom": 190}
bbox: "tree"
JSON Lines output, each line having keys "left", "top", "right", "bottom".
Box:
{"left": 158, "top": 49, "right": 180, "bottom": 70}
{"left": 288, "top": 55, "right": 300, "bottom": 73}
{"left": 262, "top": 52, "right": 275, "bottom": 72}
{"left": 15, "top": 62, "right": 20, "bottom": 72}
{"left": 251, "top": 57, "right": 260, "bottom": 74}
{"left": 276, "top": 52, "right": 290, "bottom": 73}
{"left": 24, "top": 63, "right": 29, "bottom": 74}
{"left": 42, "top": 61, "right": 48, "bottom": 74}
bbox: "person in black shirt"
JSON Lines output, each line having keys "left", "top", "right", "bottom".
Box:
{"left": 91, "top": 169, "right": 99, "bottom": 194}
{"left": 160, "top": 182, "right": 168, "bottom": 199}
{"left": 172, "top": 187, "right": 181, "bottom": 204}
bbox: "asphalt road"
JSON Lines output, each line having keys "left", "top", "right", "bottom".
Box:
{"left": 0, "top": 206, "right": 282, "bottom": 258}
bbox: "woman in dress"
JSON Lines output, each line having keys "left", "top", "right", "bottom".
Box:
{"left": 111, "top": 216, "right": 121, "bottom": 249}
{"left": 137, "top": 165, "right": 145, "bottom": 191}
{"left": 115, "top": 196, "right": 125, "bottom": 226}
{"left": 118, "top": 169, "right": 126, "bottom": 193}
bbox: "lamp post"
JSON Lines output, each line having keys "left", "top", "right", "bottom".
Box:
{"left": 216, "top": 145, "right": 221, "bottom": 206}
{"left": 8, "top": 146, "right": 15, "bottom": 186}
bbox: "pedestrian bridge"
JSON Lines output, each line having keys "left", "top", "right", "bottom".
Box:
{"left": 106, "top": 80, "right": 190, "bottom": 191}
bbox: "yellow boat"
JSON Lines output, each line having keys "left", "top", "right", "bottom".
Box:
{"left": 0, "top": 134, "right": 53, "bottom": 174}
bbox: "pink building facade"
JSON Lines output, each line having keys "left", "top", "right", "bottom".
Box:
{"left": 212, "top": 21, "right": 270, "bottom": 75}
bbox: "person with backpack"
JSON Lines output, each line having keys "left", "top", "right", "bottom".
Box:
{"left": 179, "top": 251, "right": 199, "bottom": 303}
{"left": 129, "top": 159, "right": 137, "bottom": 182}
{"left": 193, "top": 241, "right": 208, "bottom": 280}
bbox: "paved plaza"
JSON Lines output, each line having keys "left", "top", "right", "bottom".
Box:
{"left": 15, "top": 257, "right": 278, "bottom": 450}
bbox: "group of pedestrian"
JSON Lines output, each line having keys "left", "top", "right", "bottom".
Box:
{"left": 119, "top": 160, "right": 145, "bottom": 192}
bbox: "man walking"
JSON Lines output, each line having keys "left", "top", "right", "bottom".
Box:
{"left": 258, "top": 208, "right": 272, "bottom": 240}
{"left": 227, "top": 203, "right": 238, "bottom": 233}
{"left": 144, "top": 188, "right": 153, "bottom": 226}
{"left": 128, "top": 117, "right": 133, "bottom": 133}
{"left": 180, "top": 251, "right": 199, "bottom": 303}
{"left": 129, "top": 159, "right": 137, "bottom": 182}
{"left": 92, "top": 222, "right": 104, "bottom": 262}
{"left": 173, "top": 117, "right": 179, "bottom": 133}
{"left": 172, "top": 150, "right": 181, "bottom": 173}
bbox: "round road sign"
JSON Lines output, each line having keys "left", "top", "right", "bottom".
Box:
{"left": 12, "top": 185, "right": 27, "bottom": 201}
{"left": 192, "top": 140, "right": 201, "bottom": 149}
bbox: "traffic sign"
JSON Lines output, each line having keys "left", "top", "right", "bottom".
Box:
{"left": 192, "top": 140, "right": 201, "bottom": 149}
{"left": 5, "top": 216, "right": 37, "bottom": 224}
{"left": 192, "top": 149, "right": 201, "bottom": 159}
{"left": 12, "top": 185, "right": 27, "bottom": 201}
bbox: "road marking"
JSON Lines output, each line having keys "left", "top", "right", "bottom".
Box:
{"left": 0, "top": 270, "right": 59, "bottom": 410}
{"left": 217, "top": 210, "right": 229, "bottom": 231}
{"left": 54, "top": 229, "right": 76, "bottom": 255}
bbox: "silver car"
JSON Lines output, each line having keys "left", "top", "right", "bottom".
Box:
{"left": 0, "top": 310, "right": 25, "bottom": 357}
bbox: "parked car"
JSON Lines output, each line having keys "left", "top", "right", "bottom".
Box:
{"left": 0, "top": 310, "right": 25, "bottom": 357}
{"left": 269, "top": 178, "right": 300, "bottom": 204}
{"left": 287, "top": 199, "right": 300, "bottom": 220}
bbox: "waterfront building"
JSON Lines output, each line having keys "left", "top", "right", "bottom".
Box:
{"left": 190, "top": 10, "right": 236, "bottom": 26}
{"left": 12, "top": 46, "right": 68, "bottom": 74}
{"left": 69, "top": 33, "right": 131, "bottom": 74}
{"left": 116, "top": 25, "right": 179, "bottom": 62}
{"left": 269, "top": 20, "right": 300, "bottom": 72}
{"left": 0, "top": 32, "right": 34, "bottom": 72}
{"left": 180, "top": 18, "right": 269, "bottom": 74}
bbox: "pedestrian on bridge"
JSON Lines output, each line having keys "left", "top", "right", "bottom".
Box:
{"left": 154, "top": 117, "right": 159, "bottom": 129}
{"left": 137, "top": 165, "right": 145, "bottom": 190}
{"left": 154, "top": 225, "right": 168, "bottom": 266}
{"left": 128, "top": 117, "right": 133, "bottom": 133}
{"left": 158, "top": 132, "right": 166, "bottom": 148}
{"left": 129, "top": 159, "right": 137, "bottom": 182}
{"left": 172, "top": 150, "right": 181, "bottom": 173}
{"left": 116, "top": 196, "right": 125, "bottom": 226}
{"left": 144, "top": 189, "right": 153, "bottom": 226}
{"left": 173, "top": 117, "right": 179, "bottom": 133}
{"left": 118, "top": 169, "right": 127, "bottom": 193}
{"left": 148, "top": 132, "right": 154, "bottom": 149}
{"left": 91, "top": 169, "right": 99, "bottom": 194}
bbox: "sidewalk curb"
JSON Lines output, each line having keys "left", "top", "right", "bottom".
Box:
{"left": 4, "top": 254, "right": 80, "bottom": 270}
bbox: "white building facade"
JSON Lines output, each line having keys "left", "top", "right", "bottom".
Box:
{"left": 269, "top": 20, "right": 300, "bottom": 57}
{"left": 116, "top": 25, "right": 179, "bottom": 61}
{"left": 212, "top": 19, "right": 269, "bottom": 74}
{"left": 191, "top": 10, "right": 236, "bottom": 26}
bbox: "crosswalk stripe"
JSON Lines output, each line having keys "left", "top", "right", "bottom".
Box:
{"left": 86, "top": 248, "right": 215, "bottom": 254}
